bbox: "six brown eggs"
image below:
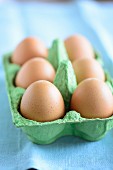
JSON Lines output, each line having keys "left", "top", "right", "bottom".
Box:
{"left": 12, "top": 35, "right": 113, "bottom": 122}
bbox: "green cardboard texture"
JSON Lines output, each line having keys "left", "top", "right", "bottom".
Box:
{"left": 48, "top": 39, "right": 68, "bottom": 70}
{"left": 54, "top": 60, "right": 77, "bottom": 111}
{"left": 3, "top": 40, "right": 113, "bottom": 144}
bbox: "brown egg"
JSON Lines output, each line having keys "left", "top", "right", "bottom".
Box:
{"left": 12, "top": 37, "right": 48, "bottom": 65}
{"left": 20, "top": 80, "right": 65, "bottom": 122}
{"left": 72, "top": 58, "right": 105, "bottom": 84}
{"left": 15, "top": 58, "right": 55, "bottom": 89}
{"left": 70, "top": 78, "right": 113, "bottom": 119}
{"left": 64, "top": 34, "right": 94, "bottom": 61}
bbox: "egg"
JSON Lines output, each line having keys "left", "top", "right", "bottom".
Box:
{"left": 15, "top": 58, "right": 55, "bottom": 89}
{"left": 64, "top": 34, "right": 94, "bottom": 61}
{"left": 70, "top": 78, "right": 113, "bottom": 119}
{"left": 72, "top": 58, "right": 105, "bottom": 84}
{"left": 20, "top": 80, "right": 65, "bottom": 122}
{"left": 12, "top": 37, "right": 48, "bottom": 65}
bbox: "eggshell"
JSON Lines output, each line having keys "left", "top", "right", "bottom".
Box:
{"left": 15, "top": 58, "right": 55, "bottom": 89}
{"left": 20, "top": 80, "right": 65, "bottom": 122}
{"left": 72, "top": 58, "right": 105, "bottom": 84}
{"left": 64, "top": 34, "right": 94, "bottom": 61}
{"left": 12, "top": 37, "right": 48, "bottom": 65}
{"left": 70, "top": 78, "right": 113, "bottom": 119}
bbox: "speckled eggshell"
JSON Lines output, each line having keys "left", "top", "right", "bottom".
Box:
{"left": 71, "top": 78, "right": 113, "bottom": 119}
{"left": 20, "top": 80, "right": 65, "bottom": 122}
{"left": 12, "top": 37, "right": 48, "bottom": 65}
{"left": 72, "top": 58, "right": 105, "bottom": 84}
{"left": 64, "top": 34, "right": 94, "bottom": 61}
{"left": 15, "top": 58, "right": 56, "bottom": 89}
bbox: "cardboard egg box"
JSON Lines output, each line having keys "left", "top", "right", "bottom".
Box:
{"left": 3, "top": 39, "right": 113, "bottom": 144}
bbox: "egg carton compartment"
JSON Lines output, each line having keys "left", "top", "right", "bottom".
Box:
{"left": 3, "top": 40, "right": 113, "bottom": 144}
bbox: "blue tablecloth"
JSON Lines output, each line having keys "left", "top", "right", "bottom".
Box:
{"left": 0, "top": 1, "right": 113, "bottom": 170}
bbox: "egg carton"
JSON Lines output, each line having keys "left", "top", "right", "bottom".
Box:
{"left": 3, "top": 39, "right": 113, "bottom": 144}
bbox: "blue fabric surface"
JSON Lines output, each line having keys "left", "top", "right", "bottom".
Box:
{"left": 0, "top": 1, "right": 113, "bottom": 170}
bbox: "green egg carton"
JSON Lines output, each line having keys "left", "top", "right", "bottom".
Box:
{"left": 3, "top": 39, "right": 113, "bottom": 144}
